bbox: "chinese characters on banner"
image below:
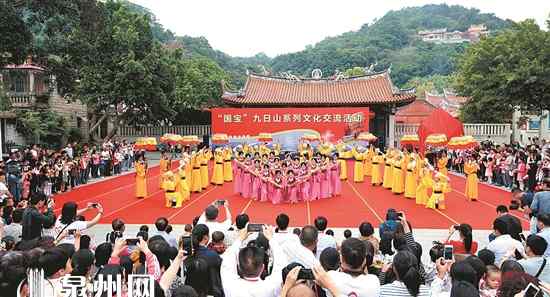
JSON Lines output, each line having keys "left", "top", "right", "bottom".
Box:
{"left": 211, "top": 107, "right": 370, "bottom": 142}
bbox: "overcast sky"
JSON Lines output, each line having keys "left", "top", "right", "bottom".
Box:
{"left": 129, "top": 0, "right": 549, "bottom": 57}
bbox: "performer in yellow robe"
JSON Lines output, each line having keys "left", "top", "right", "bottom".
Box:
{"left": 158, "top": 152, "right": 171, "bottom": 189}
{"left": 438, "top": 153, "right": 449, "bottom": 178}
{"left": 364, "top": 146, "right": 374, "bottom": 177}
{"left": 416, "top": 166, "right": 432, "bottom": 205}
{"left": 274, "top": 143, "right": 281, "bottom": 156}
{"left": 177, "top": 161, "right": 190, "bottom": 202}
{"left": 391, "top": 154, "right": 405, "bottom": 194}
{"left": 426, "top": 172, "right": 449, "bottom": 210}
{"left": 338, "top": 150, "right": 348, "bottom": 181}
{"left": 200, "top": 149, "right": 210, "bottom": 189}
{"left": 371, "top": 151, "right": 384, "bottom": 186}
{"left": 464, "top": 158, "right": 479, "bottom": 201}
{"left": 404, "top": 157, "right": 417, "bottom": 199}
{"left": 163, "top": 171, "right": 182, "bottom": 208}
{"left": 223, "top": 147, "right": 233, "bottom": 182}
{"left": 382, "top": 151, "right": 394, "bottom": 189}
{"left": 184, "top": 156, "right": 192, "bottom": 189}
{"left": 190, "top": 153, "right": 202, "bottom": 193}
{"left": 353, "top": 147, "right": 365, "bottom": 183}
{"left": 135, "top": 156, "right": 148, "bottom": 198}
{"left": 211, "top": 149, "right": 224, "bottom": 185}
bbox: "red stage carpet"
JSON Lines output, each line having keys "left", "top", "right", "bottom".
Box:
{"left": 53, "top": 161, "right": 528, "bottom": 229}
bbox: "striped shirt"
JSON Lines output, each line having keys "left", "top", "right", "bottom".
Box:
{"left": 380, "top": 281, "right": 431, "bottom": 297}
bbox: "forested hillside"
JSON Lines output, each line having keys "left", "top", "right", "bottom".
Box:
{"left": 126, "top": 3, "right": 513, "bottom": 89}
{"left": 270, "top": 4, "right": 513, "bottom": 86}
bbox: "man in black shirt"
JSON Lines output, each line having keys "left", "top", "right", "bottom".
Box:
{"left": 21, "top": 192, "right": 55, "bottom": 241}
{"left": 492, "top": 205, "right": 522, "bottom": 242}
{"left": 6, "top": 151, "right": 22, "bottom": 201}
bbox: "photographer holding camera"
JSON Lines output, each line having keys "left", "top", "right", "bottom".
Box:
{"left": 443, "top": 223, "right": 478, "bottom": 255}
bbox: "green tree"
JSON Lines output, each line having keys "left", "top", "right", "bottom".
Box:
{"left": 0, "top": 1, "right": 32, "bottom": 67}
{"left": 0, "top": 81, "right": 11, "bottom": 111}
{"left": 404, "top": 74, "right": 454, "bottom": 98}
{"left": 455, "top": 19, "right": 550, "bottom": 123}
{"left": 15, "top": 110, "right": 67, "bottom": 148}
{"left": 173, "top": 56, "right": 228, "bottom": 112}
{"left": 344, "top": 67, "right": 367, "bottom": 77}
{"left": 77, "top": 1, "right": 176, "bottom": 139}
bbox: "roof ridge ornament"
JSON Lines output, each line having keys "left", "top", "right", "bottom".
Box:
{"left": 364, "top": 63, "right": 377, "bottom": 74}
{"left": 311, "top": 69, "right": 322, "bottom": 79}
{"left": 334, "top": 70, "right": 346, "bottom": 81}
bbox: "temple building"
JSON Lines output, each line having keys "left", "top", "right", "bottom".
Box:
{"left": 396, "top": 90, "right": 469, "bottom": 124}
{"left": 221, "top": 69, "right": 416, "bottom": 147}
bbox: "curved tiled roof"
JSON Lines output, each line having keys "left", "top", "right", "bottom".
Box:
{"left": 222, "top": 70, "right": 415, "bottom": 106}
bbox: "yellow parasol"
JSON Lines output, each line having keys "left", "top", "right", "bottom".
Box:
{"left": 301, "top": 133, "right": 321, "bottom": 142}
{"left": 448, "top": 135, "right": 478, "bottom": 150}
{"left": 425, "top": 133, "right": 448, "bottom": 147}
{"left": 212, "top": 133, "right": 229, "bottom": 145}
{"left": 257, "top": 133, "right": 273, "bottom": 142}
{"left": 400, "top": 134, "right": 420, "bottom": 146}
{"left": 180, "top": 135, "right": 201, "bottom": 146}
{"left": 356, "top": 132, "right": 378, "bottom": 142}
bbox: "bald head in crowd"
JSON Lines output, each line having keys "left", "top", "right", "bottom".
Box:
{"left": 287, "top": 284, "right": 315, "bottom": 297}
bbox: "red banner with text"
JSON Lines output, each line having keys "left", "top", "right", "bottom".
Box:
{"left": 211, "top": 107, "right": 370, "bottom": 142}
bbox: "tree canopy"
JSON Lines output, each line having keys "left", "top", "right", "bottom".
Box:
{"left": 455, "top": 19, "right": 550, "bottom": 123}
{"left": 0, "top": 0, "right": 32, "bottom": 67}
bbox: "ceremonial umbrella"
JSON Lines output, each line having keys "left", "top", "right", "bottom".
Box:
{"left": 425, "top": 133, "right": 448, "bottom": 147}
{"left": 180, "top": 135, "right": 201, "bottom": 146}
{"left": 301, "top": 133, "right": 321, "bottom": 142}
{"left": 257, "top": 133, "right": 273, "bottom": 142}
{"left": 212, "top": 133, "right": 229, "bottom": 145}
{"left": 135, "top": 137, "right": 157, "bottom": 151}
{"left": 448, "top": 135, "right": 479, "bottom": 150}
{"left": 400, "top": 134, "right": 420, "bottom": 146}
{"left": 160, "top": 133, "right": 182, "bottom": 146}
{"left": 356, "top": 132, "right": 378, "bottom": 142}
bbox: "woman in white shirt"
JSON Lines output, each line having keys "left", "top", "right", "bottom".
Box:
{"left": 380, "top": 250, "right": 431, "bottom": 297}
{"left": 54, "top": 201, "right": 103, "bottom": 244}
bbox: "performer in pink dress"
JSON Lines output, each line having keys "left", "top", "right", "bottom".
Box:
{"left": 270, "top": 170, "right": 284, "bottom": 204}
{"left": 320, "top": 158, "right": 331, "bottom": 199}
{"left": 250, "top": 160, "right": 262, "bottom": 200}
{"left": 299, "top": 162, "right": 311, "bottom": 201}
{"left": 330, "top": 155, "right": 342, "bottom": 196}
{"left": 241, "top": 155, "right": 253, "bottom": 198}
{"left": 260, "top": 164, "right": 271, "bottom": 202}
{"left": 310, "top": 160, "right": 321, "bottom": 200}
{"left": 233, "top": 151, "right": 244, "bottom": 195}
{"left": 286, "top": 170, "right": 300, "bottom": 204}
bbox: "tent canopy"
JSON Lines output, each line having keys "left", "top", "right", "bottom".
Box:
{"left": 417, "top": 108, "right": 464, "bottom": 149}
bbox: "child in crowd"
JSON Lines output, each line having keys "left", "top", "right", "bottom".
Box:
{"left": 208, "top": 231, "right": 226, "bottom": 254}
{"left": 343, "top": 229, "right": 352, "bottom": 239}
{"left": 479, "top": 265, "right": 500, "bottom": 297}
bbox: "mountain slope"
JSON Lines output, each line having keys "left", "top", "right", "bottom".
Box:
{"left": 271, "top": 4, "right": 513, "bottom": 86}
{"left": 127, "top": 2, "right": 514, "bottom": 88}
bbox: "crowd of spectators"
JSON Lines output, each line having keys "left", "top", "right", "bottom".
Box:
{"left": 0, "top": 140, "right": 135, "bottom": 203}
{"left": 447, "top": 138, "right": 549, "bottom": 192}
{"left": 1, "top": 191, "right": 550, "bottom": 297}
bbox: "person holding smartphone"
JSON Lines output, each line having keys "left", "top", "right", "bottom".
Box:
{"left": 197, "top": 200, "right": 232, "bottom": 239}
{"left": 444, "top": 223, "right": 478, "bottom": 255}
{"left": 54, "top": 201, "right": 103, "bottom": 244}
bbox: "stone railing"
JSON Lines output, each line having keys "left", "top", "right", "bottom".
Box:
{"left": 118, "top": 125, "right": 211, "bottom": 140}
{"left": 395, "top": 123, "right": 512, "bottom": 146}
{"left": 7, "top": 92, "right": 36, "bottom": 107}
